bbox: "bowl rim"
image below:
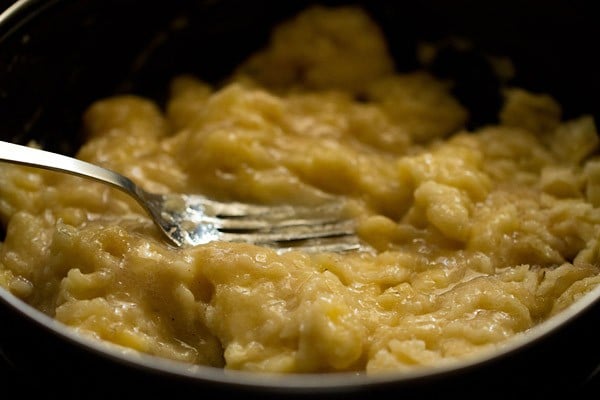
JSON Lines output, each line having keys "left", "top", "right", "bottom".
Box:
{"left": 0, "top": 0, "right": 59, "bottom": 42}
{"left": 1, "top": 279, "right": 599, "bottom": 390}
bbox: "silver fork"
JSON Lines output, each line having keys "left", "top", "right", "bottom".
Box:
{"left": 0, "top": 140, "right": 362, "bottom": 253}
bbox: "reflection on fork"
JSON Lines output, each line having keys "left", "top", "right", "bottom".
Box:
{"left": 149, "top": 192, "right": 362, "bottom": 253}
{"left": 0, "top": 140, "right": 363, "bottom": 253}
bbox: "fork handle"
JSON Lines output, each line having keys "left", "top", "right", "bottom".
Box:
{"left": 0, "top": 140, "right": 138, "bottom": 198}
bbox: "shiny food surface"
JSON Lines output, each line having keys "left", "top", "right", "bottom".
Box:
{"left": 1, "top": 5, "right": 600, "bottom": 374}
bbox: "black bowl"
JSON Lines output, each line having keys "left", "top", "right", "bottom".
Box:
{"left": 1, "top": 0, "right": 600, "bottom": 398}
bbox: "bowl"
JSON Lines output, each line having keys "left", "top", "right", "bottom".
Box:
{"left": 1, "top": 0, "right": 600, "bottom": 397}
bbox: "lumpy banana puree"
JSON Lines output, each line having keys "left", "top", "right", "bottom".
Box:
{"left": 2, "top": 6, "right": 600, "bottom": 374}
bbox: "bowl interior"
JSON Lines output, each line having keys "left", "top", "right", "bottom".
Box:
{"left": 1, "top": 0, "right": 600, "bottom": 396}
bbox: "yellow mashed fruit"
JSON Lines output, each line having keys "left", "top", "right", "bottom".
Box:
{"left": 1, "top": 5, "right": 600, "bottom": 374}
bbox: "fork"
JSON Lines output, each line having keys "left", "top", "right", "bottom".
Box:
{"left": 0, "top": 140, "right": 362, "bottom": 253}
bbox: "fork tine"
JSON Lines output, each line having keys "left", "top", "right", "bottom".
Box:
{"left": 269, "top": 235, "right": 364, "bottom": 254}
{"left": 218, "top": 218, "right": 357, "bottom": 243}
{"left": 159, "top": 193, "right": 362, "bottom": 251}
{"left": 184, "top": 195, "right": 347, "bottom": 219}
{"left": 211, "top": 215, "right": 343, "bottom": 230}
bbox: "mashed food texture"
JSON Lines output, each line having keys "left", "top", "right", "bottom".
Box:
{"left": 1, "top": 6, "right": 600, "bottom": 373}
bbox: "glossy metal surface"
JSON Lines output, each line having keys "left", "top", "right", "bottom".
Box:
{"left": 0, "top": 140, "right": 360, "bottom": 251}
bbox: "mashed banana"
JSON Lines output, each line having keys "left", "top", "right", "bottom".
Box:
{"left": 1, "top": 5, "right": 600, "bottom": 374}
